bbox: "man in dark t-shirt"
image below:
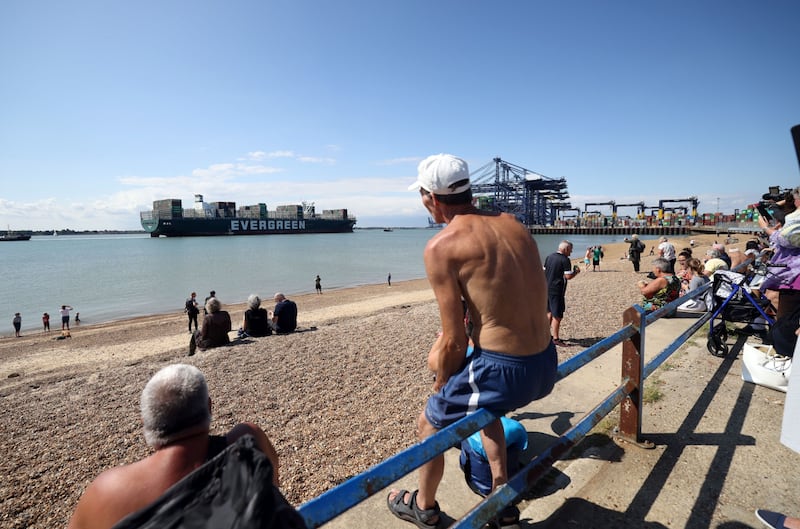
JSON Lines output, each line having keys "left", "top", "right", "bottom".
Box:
{"left": 543, "top": 240, "right": 579, "bottom": 346}
{"left": 271, "top": 293, "right": 297, "bottom": 334}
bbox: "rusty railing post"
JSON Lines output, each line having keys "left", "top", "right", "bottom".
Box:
{"left": 618, "top": 305, "right": 650, "bottom": 447}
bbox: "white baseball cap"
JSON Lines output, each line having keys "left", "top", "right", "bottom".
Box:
{"left": 408, "top": 154, "right": 471, "bottom": 195}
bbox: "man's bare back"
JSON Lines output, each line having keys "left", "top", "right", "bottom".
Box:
{"left": 424, "top": 210, "right": 552, "bottom": 387}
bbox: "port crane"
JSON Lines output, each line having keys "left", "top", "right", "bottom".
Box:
{"left": 471, "top": 158, "right": 570, "bottom": 225}
{"left": 658, "top": 197, "right": 699, "bottom": 219}
{"left": 583, "top": 201, "right": 616, "bottom": 226}
{"left": 613, "top": 202, "right": 646, "bottom": 220}
{"left": 584, "top": 201, "right": 615, "bottom": 215}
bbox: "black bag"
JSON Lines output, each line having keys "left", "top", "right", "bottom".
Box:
{"left": 112, "top": 435, "right": 308, "bottom": 529}
{"left": 770, "top": 308, "right": 800, "bottom": 358}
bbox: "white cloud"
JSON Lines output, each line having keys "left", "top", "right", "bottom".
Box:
{"left": 268, "top": 150, "right": 295, "bottom": 158}
{"left": 0, "top": 151, "right": 428, "bottom": 230}
{"left": 376, "top": 157, "right": 421, "bottom": 166}
{"left": 297, "top": 156, "right": 336, "bottom": 165}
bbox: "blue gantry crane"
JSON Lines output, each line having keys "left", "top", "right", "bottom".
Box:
{"left": 470, "top": 158, "right": 570, "bottom": 226}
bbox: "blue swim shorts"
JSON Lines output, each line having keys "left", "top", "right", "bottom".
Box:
{"left": 425, "top": 343, "right": 558, "bottom": 430}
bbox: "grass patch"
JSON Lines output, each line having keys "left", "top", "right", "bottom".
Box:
{"left": 643, "top": 377, "right": 665, "bottom": 403}
{"left": 590, "top": 413, "right": 619, "bottom": 436}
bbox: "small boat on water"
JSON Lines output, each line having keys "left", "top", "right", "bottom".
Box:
{"left": 383, "top": 228, "right": 394, "bottom": 232}
{"left": 1, "top": 228, "right": 31, "bottom": 242}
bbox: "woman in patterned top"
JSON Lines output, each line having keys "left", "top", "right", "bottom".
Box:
{"left": 637, "top": 257, "right": 681, "bottom": 313}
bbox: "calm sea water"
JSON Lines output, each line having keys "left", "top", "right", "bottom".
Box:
{"left": 2, "top": 230, "right": 657, "bottom": 333}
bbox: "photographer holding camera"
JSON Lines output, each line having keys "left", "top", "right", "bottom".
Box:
{"left": 757, "top": 187, "right": 800, "bottom": 320}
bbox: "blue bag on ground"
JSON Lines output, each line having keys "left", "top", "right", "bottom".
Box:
{"left": 458, "top": 417, "right": 528, "bottom": 497}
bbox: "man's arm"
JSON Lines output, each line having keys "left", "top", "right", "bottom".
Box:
{"left": 67, "top": 468, "right": 130, "bottom": 529}
{"left": 227, "top": 422, "right": 280, "bottom": 487}
{"left": 638, "top": 277, "right": 666, "bottom": 297}
{"left": 423, "top": 238, "right": 468, "bottom": 391}
{"left": 564, "top": 257, "right": 579, "bottom": 280}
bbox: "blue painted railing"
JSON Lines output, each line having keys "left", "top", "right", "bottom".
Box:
{"left": 297, "top": 278, "right": 718, "bottom": 528}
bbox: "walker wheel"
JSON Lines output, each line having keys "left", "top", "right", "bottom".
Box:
{"left": 707, "top": 327, "right": 729, "bottom": 357}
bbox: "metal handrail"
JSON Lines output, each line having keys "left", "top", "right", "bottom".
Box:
{"left": 297, "top": 280, "right": 718, "bottom": 528}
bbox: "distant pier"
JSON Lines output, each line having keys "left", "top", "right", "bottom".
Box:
{"left": 527, "top": 226, "right": 688, "bottom": 236}
{"left": 527, "top": 224, "right": 763, "bottom": 237}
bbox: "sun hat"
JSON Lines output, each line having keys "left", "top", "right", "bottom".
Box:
{"left": 408, "top": 154, "right": 471, "bottom": 195}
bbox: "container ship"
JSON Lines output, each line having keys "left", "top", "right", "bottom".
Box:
{"left": 140, "top": 195, "right": 356, "bottom": 237}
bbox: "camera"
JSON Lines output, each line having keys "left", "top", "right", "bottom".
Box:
{"left": 761, "top": 186, "right": 793, "bottom": 204}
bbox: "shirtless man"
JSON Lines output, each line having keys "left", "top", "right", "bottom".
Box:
{"left": 67, "top": 364, "right": 280, "bottom": 529}
{"left": 387, "top": 154, "right": 556, "bottom": 529}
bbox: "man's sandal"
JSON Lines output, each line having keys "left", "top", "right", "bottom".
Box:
{"left": 387, "top": 489, "right": 441, "bottom": 529}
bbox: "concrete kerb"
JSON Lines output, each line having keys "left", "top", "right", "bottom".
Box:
{"left": 319, "top": 316, "right": 700, "bottom": 529}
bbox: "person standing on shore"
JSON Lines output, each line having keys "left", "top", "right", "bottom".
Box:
{"left": 60, "top": 305, "right": 73, "bottom": 331}
{"left": 315, "top": 275, "right": 322, "bottom": 294}
{"left": 658, "top": 236, "right": 677, "bottom": 273}
{"left": 544, "top": 240, "right": 580, "bottom": 347}
{"left": 13, "top": 313, "right": 21, "bottom": 337}
{"left": 625, "top": 234, "right": 646, "bottom": 272}
{"left": 42, "top": 312, "right": 50, "bottom": 333}
{"left": 387, "top": 154, "right": 557, "bottom": 528}
{"left": 204, "top": 290, "right": 215, "bottom": 315}
{"left": 387, "top": 272, "right": 392, "bottom": 287}
{"left": 185, "top": 292, "right": 199, "bottom": 333}
{"left": 592, "top": 245, "right": 604, "bottom": 272}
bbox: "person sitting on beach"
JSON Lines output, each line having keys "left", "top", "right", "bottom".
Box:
{"left": 189, "top": 297, "right": 231, "bottom": 355}
{"left": 239, "top": 294, "right": 272, "bottom": 338}
{"left": 678, "top": 258, "right": 711, "bottom": 312}
{"left": 66, "top": 364, "right": 285, "bottom": 529}
{"left": 713, "top": 243, "right": 732, "bottom": 268}
{"left": 637, "top": 257, "right": 681, "bottom": 313}
{"left": 270, "top": 293, "right": 297, "bottom": 334}
{"left": 703, "top": 248, "right": 730, "bottom": 277}
{"left": 676, "top": 250, "right": 693, "bottom": 293}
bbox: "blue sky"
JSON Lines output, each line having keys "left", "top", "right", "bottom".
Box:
{"left": 1, "top": 1, "right": 799, "bottom": 230}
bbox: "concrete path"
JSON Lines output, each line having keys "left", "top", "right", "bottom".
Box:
{"left": 319, "top": 316, "right": 800, "bottom": 528}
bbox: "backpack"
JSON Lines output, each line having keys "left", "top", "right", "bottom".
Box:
{"left": 185, "top": 299, "right": 198, "bottom": 315}
{"left": 458, "top": 417, "right": 528, "bottom": 497}
{"left": 112, "top": 435, "right": 308, "bottom": 529}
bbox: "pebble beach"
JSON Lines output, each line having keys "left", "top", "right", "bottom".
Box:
{"left": 0, "top": 231, "right": 733, "bottom": 527}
